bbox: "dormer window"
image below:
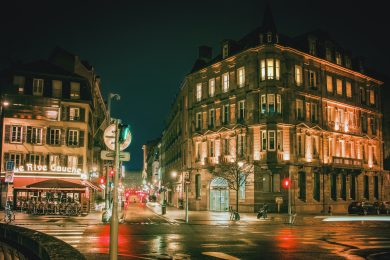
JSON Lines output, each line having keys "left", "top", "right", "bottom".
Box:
{"left": 222, "top": 44, "right": 229, "bottom": 59}
{"left": 309, "top": 39, "right": 316, "bottom": 56}
{"left": 335, "top": 52, "right": 342, "bottom": 65}
{"left": 260, "top": 58, "right": 280, "bottom": 81}
{"left": 33, "top": 78, "right": 44, "bottom": 96}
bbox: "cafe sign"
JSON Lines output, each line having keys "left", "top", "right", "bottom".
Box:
{"left": 14, "top": 163, "right": 82, "bottom": 174}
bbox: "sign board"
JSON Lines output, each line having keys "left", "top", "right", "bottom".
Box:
{"left": 100, "top": 150, "right": 131, "bottom": 162}
{"left": 103, "top": 123, "right": 132, "bottom": 151}
{"left": 6, "top": 161, "right": 14, "bottom": 171}
{"left": 275, "top": 196, "right": 283, "bottom": 204}
{"left": 5, "top": 161, "right": 14, "bottom": 183}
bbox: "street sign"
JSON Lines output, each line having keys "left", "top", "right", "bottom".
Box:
{"left": 5, "top": 161, "right": 14, "bottom": 183}
{"left": 6, "top": 161, "right": 14, "bottom": 171}
{"left": 103, "top": 123, "right": 132, "bottom": 151}
{"left": 101, "top": 150, "right": 131, "bottom": 162}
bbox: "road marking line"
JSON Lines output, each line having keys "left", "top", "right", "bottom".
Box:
{"left": 202, "top": 252, "right": 240, "bottom": 260}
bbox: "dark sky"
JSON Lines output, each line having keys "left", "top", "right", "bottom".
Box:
{"left": 1, "top": 0, "right": 388, "bottom": 170}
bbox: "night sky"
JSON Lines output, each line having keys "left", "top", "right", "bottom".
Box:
{"left": 1, "top": 0, "right": 388, "bottom": 170}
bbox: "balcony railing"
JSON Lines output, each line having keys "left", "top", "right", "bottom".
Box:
{"left": 331, "top": 157, "right": 363, "bottom": 168}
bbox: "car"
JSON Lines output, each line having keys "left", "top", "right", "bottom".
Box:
{"left": 348, "top": 201, "right": 380, "bottom": 215}
{"left": 374, "top": 201, "right": 390, "bottom": 215}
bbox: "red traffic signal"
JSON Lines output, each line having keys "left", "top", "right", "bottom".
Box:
{"left": 125, "top": 192, "right": 130, "bottom": 197}
{"left": 282, "top": 178, "right": 290, "bottom": 189}
{"left": 99, "top": 177, "right": 106, "bottom": 185}
{"left": 109, "top": 168, "right": 115, "bottom": 177}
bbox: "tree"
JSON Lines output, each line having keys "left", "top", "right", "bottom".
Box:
{"left": 208, "top": 159, "right": 253, "bottom": 214}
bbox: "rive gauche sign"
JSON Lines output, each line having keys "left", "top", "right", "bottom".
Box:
{"left": 13, "top": 163, "right": 82, "bottom": 174}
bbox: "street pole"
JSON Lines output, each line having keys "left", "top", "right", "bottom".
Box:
{"left": 288, "top": 169, "right": 292, "bottom": 224}
{"left": 109, "top": 119, "right": 120, "bottom": 259}
{"left": 185, "top": 181, "right": 188, "bottom": 223}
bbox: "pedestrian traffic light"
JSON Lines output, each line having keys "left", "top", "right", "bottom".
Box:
{"left": 119, "top": 124, "right": 131, "bottom": 144}
{"left": 282, "top": 178, "right": 290, "bottom": 189}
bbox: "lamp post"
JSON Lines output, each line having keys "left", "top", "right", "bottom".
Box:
{"left": 0, "top": 97, "right": 10, "bottom": 207}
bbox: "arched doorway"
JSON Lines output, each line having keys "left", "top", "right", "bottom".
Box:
{"left": 209, "top": 177, "right": 229, "bottom": 211}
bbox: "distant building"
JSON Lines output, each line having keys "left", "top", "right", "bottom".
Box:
{"left": 0, "top": 48, "right": 108, "bottom": 211}
{"left": 122, "top": 170, "right": 143, "bottom": 189}
{"left": 160, "top": 5, "right": 387, "bottom": 213}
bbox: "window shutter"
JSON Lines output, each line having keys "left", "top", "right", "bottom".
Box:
{"left": 4, "top": 125, "right": 10, "bottom": 143}
{"left": 79, "top": 108, "right": 85, "bottom": 122}
{"left": 46, "top": 128, "right": 51, "bottom": 144}
{"left": 77, "top": 156, "right": 83, "bottom": 169}
{"left": 79, "top": 130, "right": 85, "bottom": 147}
{"left": 26, "top": 126, "right": 32, "bottom": 144}
{"left": 23, "top": 126, "right": 27, "bottom": 143}
{"left": 61, "top": 105, "right": 68, "bottom": 121}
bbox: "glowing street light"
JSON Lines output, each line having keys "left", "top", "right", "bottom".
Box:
{"left": 171, "top": 171, "right": 177, "bottom": 178}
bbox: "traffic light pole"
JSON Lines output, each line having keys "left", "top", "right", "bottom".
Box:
{"left": 288, "top": 169, "right": 292, "bottom": 224}
{"left": 109, "top": 119, "right": 120, "bottom": 260}
{"left": 185, "top": 182, "right": 188, "bottom": 223}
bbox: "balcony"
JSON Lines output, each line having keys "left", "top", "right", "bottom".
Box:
{"left": 331, "top": 157, "right": 362, "bottom": 168}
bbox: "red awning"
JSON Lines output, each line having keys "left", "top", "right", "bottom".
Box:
{"left": 10, "top": 177, "right": 100, "bottom": 191}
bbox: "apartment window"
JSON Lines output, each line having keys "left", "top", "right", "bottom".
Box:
{"left": 196, "top": 142, "right": 201, "bottom": 161}
{"left": 298, "top": 171, "right": 306, "bottom": 201}
{"left": 326, "top": 75, "right": 333, "bottom": 93}
{"left": 67, "top": 155, "right": 78, "bottom": 168}
{"left": 360, "top": 87, "right": 366, "bottom": 104}
{"left": 261, "top": 130, "right": 267, "bottom": 151}
{"left": 49, "top": 154, "right": 60, "bottom": 167}
{"left": 223, "top": 139, "right": 230, "bottom": 155}
{"left": 196, "top": 83, "right": 202, "bottom": 101}
{"left": 369, "top": 90, "right": 375, "bottom": 105}
{"left": 350, "top": 175, "right": 356, "bottom": 200}
{"left": 209, "top": 78, "right": 215, "bottom": 97}
{"left": 374, "top": 176, "right": 379, "bottom": 200}
{"left": 364, "top": 175, "right": 369, "bottom": 200}
{"left": 277, "top": 130, "right": 283, "bottom": 151}
{"left": 9, "top": 153, "right": 22, "bottom": 167}
{"left": 335, "top": 52, "right": 342, "bottom": 65}
{"left": 69, "top": 107, "right": 80, "bottom": 121}
{"left": 313, "top": 172, "right": 320, "bottom": 201}
{"left": 312, "top": 136, "right": 319, "bottom": 157}
{"left": 276, "top": 94, "right": 282, "bottom": 114}
{"left": 295, "top": 65, "right": 302, "bottom": 86}
{"left": 13, "top": 75, "right": 25, "bottom": 94}
{"left": 29, "top": 154, "right": 42, "bottom": 165}
{"left": 297, "top": 134, "right": 305, "bottom": 156}
{"left": 238, "top": 100, "right": 245, "bottom": 121}
{"left": 331, "top": 174, "right": 337, "bottom": 200}
{"left": 362, "top": 113, "right": 367, "bottom": 133}
{"left": 268, "top": 131, "right": 275, "bottom": 151}
{"left": 346, "top": 81, "right": 352, "bottom": 98}
{"left": 237, "top": 67, "right": 245, "bottom": 87}
{"left": 261, "top": 58, "right": 280, "bottom": 81}
{"left": 325, "top": 48, "right": 332, "bottom": 61}
{"left": 223, "top": 104, "right": 229, "bottom": 124}
{"left": 33, "top": 78, "right": 44, "bottom": 96}
{"left": 195, "top": 174, "right": 201, "bottom": 199}
{"left": 310, "top": 103, "right": 318, "bottom": 122}
{"left": 275, "top": 59, "right": 280, "bottom": 80}
{"left": 371, "top": 117, "right": 377, "bottom": 135}
{"left": 308, "top": 70, "right": 317, "bottom": 88}
{"left": 67, "top": 129, "right": 79, "bottom": 146}
{"left": 196, "top": 112, "right": 202, "bottom": 129}
{"left": 52, "top": 80, "right": 62, "bottom": 98}
{"left": 239, "top": 173, "right": 246, "bottom": 199}
{"left": 341, "top": 175, "right": 347, "bottom": 200}
{"left": 237, "top": 134, "right": 245, "bottom": 157}
{"left": 335, "top": 79, "right": 342, "bottom": 95}
{"left": 49, "top": 128, "right": 61, "bottom": 145}
{"left": 260, "top": 60, "right": 266, "bottom": 81}
{"left": 222, "top": 73, "right": 229, "bottom": 93}
{"left": 209, "top": 140, "right": 214, "bottom": 157}
{"left": 209, "top": 109, "right": 215, "bottom": 127}
{"left": 261, "top": 95, "right": 266, "bottom": 114}
{"left": 268, "top": 94, "right": 275, "bottom": 113}
{"left": 70, "top": 82, "right": 80, "bottom": 99}
{"left": 28, "top": 127, "right": 43, "bottom": 144}
{"left": 296, "top": 99, "right": 303, "bottom": 120}
{"left": 11, "top": 125, "right": 23, "bottom": 143}
{"left": 267, "top": 58, "right": 274, "bottom": 79}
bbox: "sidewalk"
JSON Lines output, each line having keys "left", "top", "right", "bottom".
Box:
{"left": 146, "top": 202, "right": 321, "bottom": 225}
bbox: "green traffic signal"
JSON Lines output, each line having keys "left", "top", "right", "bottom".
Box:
{"left": 119, "top": 124, "right": 131, "bottom": 144}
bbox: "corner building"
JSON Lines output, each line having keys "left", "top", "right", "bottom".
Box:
{"left": 161, "top": 7, "right": 386, "bottom": 213}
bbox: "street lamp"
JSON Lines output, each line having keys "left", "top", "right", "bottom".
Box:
{"left": 0, "top": 98, "right": 10, "bottom": 208}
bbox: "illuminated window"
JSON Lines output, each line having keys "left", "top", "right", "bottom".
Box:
{"left": 369, "top": 90, "right": 375, "bottom": 104}
{"left": 276, "top": 94, "right": 282, "bottom": 114}
{"left": 237, "top": 67, "right": 245, "bottom": 87}
{"left": 67, "top": 155, "right": 78, "bottom": 168}
{"left": 326, "top": 75, "right": 333, "bottom": 93}
{"left": 52, "top": 80, "right": 62, "bottom": 98}
{"left": 268, "top": 131, "right": 275, "bottom": 151}
{"left": 336, "top": 79, "right": 343, "bottom": 95}
{"left": 67, "top": 130, "right": 79, "bottom": 146}
{"left": 11, "top": 125, "right": 23, "bottom": 143}
{"left": 267, "top": 58, "right": 274, "bottom": 79}
{"left": 335, "top": 52, "right": 342, "bottom": 65}
{"left": 209, "top": 78, "right": 215, "bottom": 97}
{"left": 275, "top": 59, "right": 280, "bottom": 80}
{"left": 261, "top": 130, "right": 267, "bottom": 151}
{"left": 261, "top": 58, "right": 280, "bottom": 81}
{"left": 268, "top": 94, "right": 275, "bottom": 113}
{"left": 70, "top": 82, "right": 80, "bottom": 99}
{"left": 308, "top": 70, "right": 316, "bottom": 88}
{"left": 295, "top": 65, "right": 302, "bottom": 86}
{"left": 261, "top": 95, "right": 266, "bottom": 114}
{"left": 33, "top": 78, "right": 44, "bottom": 96}
{"left": 222, "top": 73, "right": 229, "bottom": 92}
{"left": 196, "top": 83, "right": 202, "bottom": 101}
{"left": 208, "top": 109, "right": 215, "bottom": 127}
{"left": 13, "top": 75, "right": 25, "bottom": 94}
{"left": 277, "top": 130, "right": 283, "bottom": 151}
{"left": 196, "top": 112, "right": 202, "bottom": 129}
{"left": 260, "top": 60, "right": 266, "bottom": 81}
{"left": 346, "top": 81, "right": 352, "bottom": 98}
{"left": 69, "top": 107, "right": 80, "bottom": 121}
{"left": 238, "top": 100, "right": 245, "bottom": 121}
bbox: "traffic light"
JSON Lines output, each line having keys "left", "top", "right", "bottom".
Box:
{"left": 119, "top": 124, "right": 131, "bottom": 144}
{"left": 109, "top": 168, "right": 115, "bottom": 177}
{"left": 99, "top": 177, "right": 106, "bottom": 185}
{"left": 125, "top": 191, "right": 130, "bottom": 198}
{"left": 282, "top": 178, "right": 290, "bottom": 189}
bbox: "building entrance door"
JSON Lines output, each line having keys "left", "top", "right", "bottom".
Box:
{"left": 209, "top": 177, "right": 229, "bottom": 211}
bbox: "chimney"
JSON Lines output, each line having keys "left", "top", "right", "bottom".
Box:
{"left": 198, "top": 46, "right": 212, "bottom": 62}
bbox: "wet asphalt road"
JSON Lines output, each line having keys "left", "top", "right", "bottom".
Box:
{"left": 14, "top": 203, "right": 390, "bottom": 259}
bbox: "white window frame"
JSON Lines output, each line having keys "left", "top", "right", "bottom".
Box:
{"left": 209, "top": 78, "right": 215, "bottom": 97}
{"left": 237, "top": 67, "right": 245, "bottom": 87}
{"left": 222, "top": 73, "right": 229, "bottom": 93}
{"left": 70, "top": 82, "right": 81, "bottom": 99}
{"left": 52, "top": 80, "right": 62, "bottom": 98}
{"left": 261, "top": 130, "right": 267, "bottom": 151}
{"left": 295, "top": 65, "right": 302, "bottom": 86}
{"left": 50, "top": 128, "right": 61, "bottom": 145}
{"left": 33, "top": 78, "right": 44, "bottom": 96}
{"left": 67, "top": 155, "right": 78, "bottom": 168}
{"left": 196, "top": 83, "right": 202, "bottom": 101}
{"left": 268, "top": 131, "right": 276, "bottom": 151}
{"left": 67, "top": 129, "right": 79, "bottom": 146}
{"left": 49, "top": 154, "right": 60, "bottom": 167}
{"left": 11, "top": 125, "right": 23, "bottom": 143}
{"left": 261, "top": 95, "right": 266, "bottom": 114}
{"left": 69, "top": 107, "right": 80, "bottom": 121}
{"left": 267, "top": 58, "right": 274, "bottom": 80}
{"left": 9, "top": 153, "right": 22, "bottom": 167}
{"left": 31, "top": 127, "right": 43, "bottom": 145}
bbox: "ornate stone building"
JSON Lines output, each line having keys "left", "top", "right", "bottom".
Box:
{"left": 162, "top": 7, "right": 386, "bottom": 213}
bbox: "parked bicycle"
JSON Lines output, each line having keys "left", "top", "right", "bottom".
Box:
{"left": 3, "top": 202, "right": 15, "bottom": 224}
